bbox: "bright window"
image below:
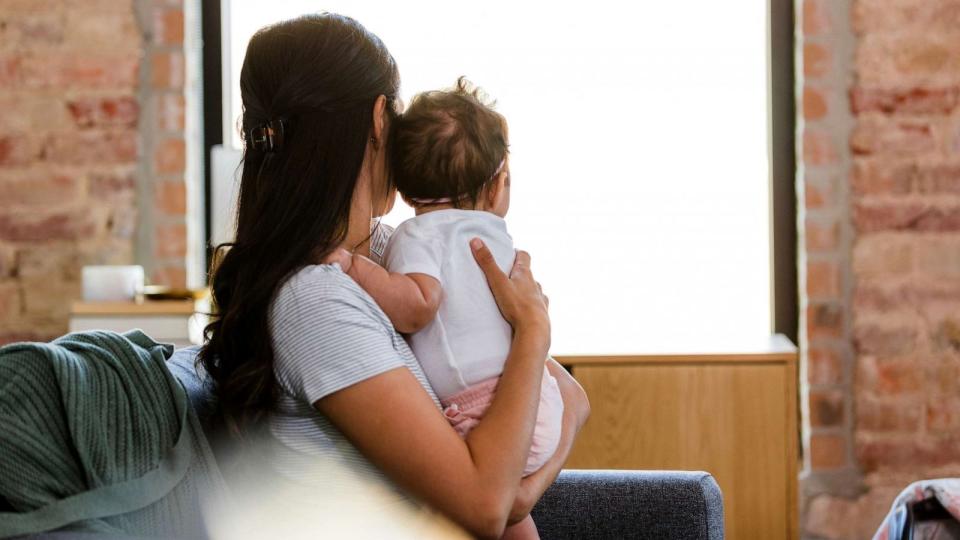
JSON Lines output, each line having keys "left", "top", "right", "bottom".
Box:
{"left": 223, "top": 1, "right": 771, "bottom": 355}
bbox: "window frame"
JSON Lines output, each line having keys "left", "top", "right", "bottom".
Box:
{"left": 199, "top": 1, "right": 799, "bottom": 343}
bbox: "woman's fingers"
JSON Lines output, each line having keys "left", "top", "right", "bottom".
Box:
{"left": 510, "top": 250, "right": 532, "bottom": 278}
{"left": 471, "top": 238, "right": 509, "bottom": 290}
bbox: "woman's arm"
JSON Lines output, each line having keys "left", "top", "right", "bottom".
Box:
{"left": 316, "top": 240, "right": 550, "bottom": 539}
{"left": 326, "top": 248, "right": 441, "bottom": 333}
{"left": 508, "top": 359, "right": 590, "bottom": 523}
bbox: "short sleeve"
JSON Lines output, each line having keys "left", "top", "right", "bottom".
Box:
{"left": 382, "top": 220, "right": 444, "bottom": 279}
{"left": 270, "top": 268, "right": 407, "bottom": 404}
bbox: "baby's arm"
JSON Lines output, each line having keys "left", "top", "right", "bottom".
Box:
{"left": 328, "top": 248, "right": 442, "bottom": 334}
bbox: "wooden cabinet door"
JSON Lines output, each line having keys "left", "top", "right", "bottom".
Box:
{"left": 567, "top": 362, "right": 797, "bottom": 540}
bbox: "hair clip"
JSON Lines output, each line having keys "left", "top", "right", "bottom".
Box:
{"left": 249, "top": 118, "right": 286, "bottom": 152}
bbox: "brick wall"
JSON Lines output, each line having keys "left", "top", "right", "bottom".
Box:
{"left": 0, "top": 0, "right": 191, "bottom": 344}
{"left": 801, "top": 0, "right": 960, "bottom": 537}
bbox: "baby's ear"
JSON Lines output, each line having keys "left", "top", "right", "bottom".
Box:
{"left": 486, "top": 171, "right": 509, "bottom": 208}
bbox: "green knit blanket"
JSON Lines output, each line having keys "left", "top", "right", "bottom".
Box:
{"left": 0, "top": 330, "right": 226, "bottom": 538}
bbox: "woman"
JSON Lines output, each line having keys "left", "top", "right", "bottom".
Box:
{"left": 199, "top": 13, "right": 589, "bottom": 538}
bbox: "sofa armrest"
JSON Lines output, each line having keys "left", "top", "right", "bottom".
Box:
{"left": 531, "top": 469, "right": 724, "bottom": 540}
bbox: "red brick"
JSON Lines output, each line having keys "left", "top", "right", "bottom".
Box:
{"left": 0, "top": 55, "right": 22, "bottom": 87}
{"left": 914, "top": 161, "right": 960, "bottom": 194}
{"left": 67, "top": 96, "right": 139, "bottom": 129}
{"left": 851, "top": 118, "right": 937, "bottom": 157}
{"left": 44, "top": 130, "right": 138, "bottom": 165}
{"left": 153, "top": 8, "right": 184, "bottom": 45}
{"left": 804, "top": 129, "right": 840, "bottom": 167}
{"left": 154, "top": 222, "right": 187, "bottom": 258}
{"left": 807, "top": 260, "right": 840, "bottom": 299}
{"left": 151, "top": 265, "right": 186, "bottom": 288}
{"left": 851, "top": 86, "right": 960, "bottom": 115}
{"left": 0, "top": 172, "right": 82, "bottom": 207}
{"left": 20, "top": 53, "right": 139, "bottom": 89}
{"left": 151, "top": 51, "right": 184, "bottom": 89}
{"left": 934, "top": 318, "right": 960, "bottom": 353}
{"left": 857, "top": 358, "right": 923, "bottom": 400}
{"left": 857, "top": 395, "right": 922, "bottom": 433}
{"left": 855, "top": 434, "right": 960, "bottom": 473}
{"left": 804, "top": 86, "right": 829, "bottom": 120}
{"left": 0, "top": 96, "right": 72, "bottom": 133}
{"left": 0, "top": 281, "right": 22, "bottom": 323}
{"left": 0, "top": 14, "right": 64, "bottom": 47}
{"left": 852, "top": 235, "right": 914, "bottom": 276}
{"left": 806, "top": 219, "right": 839, "bottom": 253}
{"left": 803, "top": 0, "right": 831, "bottom": 36}
{"left": 156, "top": 180, "right": 187, "bottom": 215}
{"left": 155, "top": 138, "right": 185, "bottom": 175}
{"left": 853, "top": 0, "right": 960, "bottom": 34}
{"left": 854, "top": 201, "right": 960, "bottom": 233}
{"left": 15, "top": 246, "right": 84, "bottom": 280}
{"left": 851, "top": 159, "right": 914, "bottom": 197}
{"left": 158, "top": 93, "right": 185, "bottom": 132}
{"left": 0, "top": 135, "right": 42, "bottom": 167}
{"left": 926, "top": 399, "right": 960, "bottom": 432}
{"left": 89, "top": 171, "right": 136, "bottom": 201}
{"left": 805, "top": 181, "right": 829, "bottom": 209}
{"left": 20, "top": 276, "right": 80, "bottom": 318}
{"left": 107, "top": 207, "right": 137, "bottom": 240}
{"left": 0, "top": 211, "right": 96, "bottom": 242}
{"left": 804, "top": 42, "right": 830, "bottom": 79}
{"left": 893, "top": 40, "right": 954, "bottom": 78}
{"left": 854, "top": 325, "right": 918, "bottom": 358}
{"left": 810, "top": 433, "right": 846, "bottom": 469}
{"left": 854, "top": 283, "right": 910, "bottom": 312}
{"left": 915, "top": 237, "right": 960, "bottom": 278}
{"left": 857, "top": 33, "right": 960, "bottom": 89}
{"left": 808, "top": 345, "right": 843, "bottom": 386}
{"left": 0, "top": 246, "right": 14, "bottom": 278}
{"left": 810, "top": 390, "right": 845, "bottom": 427}
{"left": 63, "top": 11, "right": 140, "bottom": 51}
{"left": 807, "top": 302, "right": 844, "bottom": 339}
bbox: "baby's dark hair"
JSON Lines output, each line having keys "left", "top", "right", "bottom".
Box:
{"left": 390, "top": 77, "right": 508, "bottom": 208}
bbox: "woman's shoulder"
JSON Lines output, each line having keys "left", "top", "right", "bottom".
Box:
{"left": 272, "top": 264, "right": 388, "bottom": 328}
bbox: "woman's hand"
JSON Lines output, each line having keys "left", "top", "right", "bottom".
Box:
{"left": 470, "top": 238, "right": 550, "bottom": 341}
{"left": 323, "top": 247, "right": 354, "bottom": 273}
{"left": 507, "top": 359, "right": 590, "bottom": 524}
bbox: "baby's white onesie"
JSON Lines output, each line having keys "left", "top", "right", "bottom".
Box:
{"left": 382, "top": 209, "right": 515, "bottom": 400}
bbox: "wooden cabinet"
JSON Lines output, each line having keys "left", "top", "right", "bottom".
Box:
{"left": 557, "top": 336, "right": 798, "bottom": 540}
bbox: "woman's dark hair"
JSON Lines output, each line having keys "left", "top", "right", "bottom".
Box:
{"left": 390, "top": 77, "right": 507, "bottom": 208}
{"left": 199, "top": 13, "right": 399, "bottom": 437}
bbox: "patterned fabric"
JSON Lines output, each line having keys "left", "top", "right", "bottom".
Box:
{"left": 369, "top": 219, "right": 394, "bottom": 266}
{"left": 0, "top": 330, "right": 226, "bottom": 538}
{"left": 267, "top": 264, "right": 439, "bottom": 492}
{"left": 874, "top": 479, "right": 960, "bottom": 540}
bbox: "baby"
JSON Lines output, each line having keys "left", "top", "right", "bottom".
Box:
{"left": 331, "top": 78, "right": 562, "bottom": 538}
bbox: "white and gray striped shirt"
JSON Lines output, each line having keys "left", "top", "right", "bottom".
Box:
{"left": 267, "top": 260, "right": 440, "bottom": 492}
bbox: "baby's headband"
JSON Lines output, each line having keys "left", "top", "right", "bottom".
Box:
{"left": 408, "top": 157, "right": 507, "bottom": 206}
{"left": 248, "top": 118, "right": 287, "bottom": 153}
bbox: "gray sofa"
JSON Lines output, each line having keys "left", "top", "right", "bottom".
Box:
{"left": 168, "top": 347, "right": 726, "bottom": 539}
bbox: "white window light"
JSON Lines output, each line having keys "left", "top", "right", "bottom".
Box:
{"left": 215, "top": 1, "right": 771, "bottom": 355}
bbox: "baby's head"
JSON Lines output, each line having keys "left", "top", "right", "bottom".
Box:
{"left": 390, "top": 77, "right": 510, "bottom": 217}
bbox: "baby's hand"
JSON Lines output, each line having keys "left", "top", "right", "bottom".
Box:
{"left": 323, "top": 248, "right": 354, "bottom": 274}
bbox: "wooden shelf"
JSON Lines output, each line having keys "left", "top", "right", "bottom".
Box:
{"left": 71, "top": 300, "right": 198, "bottom": 316}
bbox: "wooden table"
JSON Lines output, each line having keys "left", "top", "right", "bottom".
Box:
{"left": 556, "top": 335, "right": 798, "bottom": 540}
{"left": 69, "top": 300, "right": 207, "bottom": 348}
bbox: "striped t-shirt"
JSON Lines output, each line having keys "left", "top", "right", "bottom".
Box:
{"left": 267, "top": 261, "right": 440, "bottom": 491}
